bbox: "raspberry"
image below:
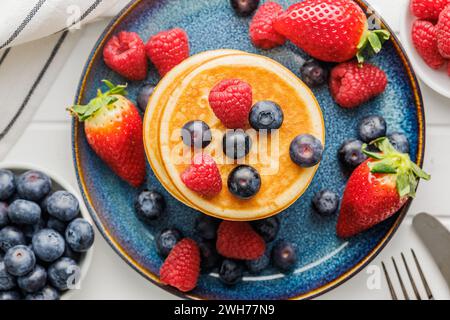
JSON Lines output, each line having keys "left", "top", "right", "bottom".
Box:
{"left": 208, "top": 79, "right": 253, "bottom": 128}
{"left": 249, "top": 2, "right": 286, "bottom": 49}
{"left": 181, "top": 154, "right": 222, "bottom": 197}
{"left": 412, "top": 20, "right": 446, "bottom": 69}
{"left": 103, "top": 32, "right": 148, "bottom": 81}
{"left": 216, "top": 221, "right": 265, "bottom": 260}
{"left": 146, "top": 28, "right": 190, "bottom": 76}
{"left": 411, "top": 0, "right": 450, "bottom": 20}
{"left": 159, "top": 238, "right": 200, "bottom": 292}
{"left": 329, "top": 61, "right": 387, "bottom": 109}
{"left": 437, "top": 5, "right": 450, "bottom": 58}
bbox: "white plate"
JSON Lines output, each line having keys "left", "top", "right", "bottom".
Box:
{"left": 400, "top": 5, "right": 450, "bottom": 99}
{"left": 0, "top": 162, "right": 94, "bottom": 300}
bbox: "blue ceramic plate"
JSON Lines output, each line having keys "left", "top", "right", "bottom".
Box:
{"left": 73, "top": 0, "right": 425, "bottom": 299}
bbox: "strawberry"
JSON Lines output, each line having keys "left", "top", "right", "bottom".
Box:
{"left": 337, "top": 138, "right": 430, "bottom": 238}
{"left": 274, "top": 0, "right": 390, "bottom": 63}
{"left": 329, "top": 61, "right": 388, "bottom": 108}
{"left": 146, "top": 28, "right": 190, "bottom": 76}
{"left": 208, "top": 79, "right": 253, "bottom": 128}
{"left": 103, "top": 32, "right": 148, "bottom": 81}
{"left": 216, "top": 221, "right": 265, "bottom": 260}
{"left": 70, "top": 80, "right": 146, "bottom": 187}
{"left": 249, "top": 2, "right": 286, "bottom": 49}
{"left": 412, "top": 20, "right": 446, "bottom": 69}
{"left": 411, "top": 0, "right": 450, "bottom": 20}
{"left": 160, "top": 238, "right": 200, "bottom": 292}
{"left": 437, "top": 5, "right": 450, "bottom": 59}
{"left": 181, "top": 153, "right": 222, "bottom": 197}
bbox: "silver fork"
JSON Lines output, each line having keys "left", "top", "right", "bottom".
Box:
{"left": 381, "top": 249, "right": 434, "bottom": 300}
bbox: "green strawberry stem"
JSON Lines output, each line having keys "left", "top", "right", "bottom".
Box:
{"left": 362, "top": 137, "right": 430, "bottom": 198}
{"left": 356, "top": 29, "right": 391, "bottom": 64}
{"left": 68, "top": 80, "right": 128, "bottom": 122}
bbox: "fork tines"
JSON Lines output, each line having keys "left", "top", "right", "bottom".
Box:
{"left": 382, "top": 249, "right": 434, "bottom": 300}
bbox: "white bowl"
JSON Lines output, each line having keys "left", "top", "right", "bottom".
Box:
{"left": 0, "top": 162, "right": 94, "bottom": 300}
{"left": 400, "top": 4, "right": 450, "bottom": 99}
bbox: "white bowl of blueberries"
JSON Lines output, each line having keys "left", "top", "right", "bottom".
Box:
{"left": 0, "top": 163, "right": 94, "bottom": 300}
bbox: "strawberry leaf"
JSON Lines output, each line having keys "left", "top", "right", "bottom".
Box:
{"left": 356, "top": 29, "right": 390, "bottom": 64}
{"left": 396, "top": 173, "right": 410, "bottom": 197}
{"left": 368, "top": 159, "right": 397, "bottom": 174}
{"left": 69, "top": 80, "right": 126, "bottom": 122}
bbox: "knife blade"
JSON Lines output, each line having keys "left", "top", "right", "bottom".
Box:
{"left": 413, "top": 212, "right": 450, "bottom": 289}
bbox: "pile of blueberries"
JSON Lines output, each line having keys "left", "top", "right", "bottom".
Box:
{"left": 135, "top": 189, "right": 297, "bottom": 285}
{"left": 0, "top": 169, "right": 94, "bottom": 300}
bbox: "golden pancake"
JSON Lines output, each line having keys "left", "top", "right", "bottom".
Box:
{"left": 157, "top": 53, "right": 325, "bottom": 220}
{"left": 143, "top": 50, "right": 245, "bottom": 205}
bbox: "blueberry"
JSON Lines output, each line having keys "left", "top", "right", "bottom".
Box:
{"left": 0, "top": 202, "right": 9, "bottom": 228}
{"left": 227, "top": 165, "right": 261, "bottom": 199}
{"left": 137, "top": 83, "right": 156, "bottom": 112}
{"left": 230, "top": 0, "right": 260, "bottom": 17}
{"left": 338, "top": 139, "right": 368, "bottom": 169}
{"left": 7, "top": 199, "right": 41, "bottom": 225}
{"left": 156, "top": 228, "right": 182, "bottom": 258}
{"left": 32, "top": 229, "right": 65, "bottom": 262}
{"left": 358, "top": 115, "right": 387, "bottom": 143}
{"left": 16, "top": 170, "right": 52, "bottom": 201}
{"left": 135, "top": 190, "right": 165, "bottom": 223}
{"left": 219, "top": 259, "right": 243, "bottom": 285}
{"left": 246, "top": 252, "right": 270, "bottom": 274}
{"left": 48, "top": 257, "right": 80, "bottom": 291}
{"left": 0, "top": 290, "right": 21, "bottom": 300}
{"left": 65, "top": 218, "right": 94, "bottom": 253}
{"left": 300, "top": 60, "right": 329, "bottom": 88}
{"left": 47, "top": 217, "right": 66, "bottom": 235}
{"left": 0, "top": 169, "right": 16, "bottom": 201}
{"left": 22, "top": 217, "right": 46, "bottom": 241}
{"left": 251, "top": 216, "right": 280, "bottom": 243}
{"left": 25, "top": 285, "right": 60, "bottom": 300}
{"left": 312, "top": 190, "right": 340, "bottom": 215}
{"left": 249, "top": 101, "right": 284, "bottom": 130}
{"left": 4, "top": 245, "right": 36, "bottom": 276}
{"left": 46, "top": 191, "right": 80, "bottom": 222}
{"left": 272, "top": 241, "right": 297, "bottom": 272}
{"left": 198, "top": 241, "right": 221, "bottom": 272}
{"left": 18, "top": 265, "right": 47, "bottom": 293}
{"left": 388, "top": 132, "right": 410, "bottom": 154}
{"left": 222, "top": 130, "right": 252, "bottom": 159}
{"left": 0, "top": 226, "right": 26, "bottom": 252}
{"left": 289, "top": 134, "right": 324, "bottom": 167}
{"left": 194, "top": 215, "right": 220, "bottom": 240}
{"left": 181, "top": 120, "right": 212, "bottom": 148}
{"left": 0, "top": 260, "right": 16, "bottom": 290}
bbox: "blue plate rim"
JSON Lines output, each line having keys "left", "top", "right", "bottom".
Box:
{"left": 71, "top": 0, "right": 426, "bottom": 300}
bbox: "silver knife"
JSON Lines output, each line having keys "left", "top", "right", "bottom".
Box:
{"left": 413, "top": 212, "right": 450, "bottom": 289}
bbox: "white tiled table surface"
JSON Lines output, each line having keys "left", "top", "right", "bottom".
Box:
{"left": 3, "top": 0, "right": 450, "bottom": 299}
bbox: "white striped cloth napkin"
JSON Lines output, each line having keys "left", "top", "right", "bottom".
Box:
{"left": 0, "top": 0, "right": 129, "bottom": 159}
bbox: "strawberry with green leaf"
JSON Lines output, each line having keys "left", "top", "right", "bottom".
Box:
{"left": 70, "top": 80, "right": 146, "bottom": 187}
{"left": 274, "top": 0, "right": 391, "bottom": 63}
{"left": 337, "top": 137, "right": 430, "bottom": 238}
